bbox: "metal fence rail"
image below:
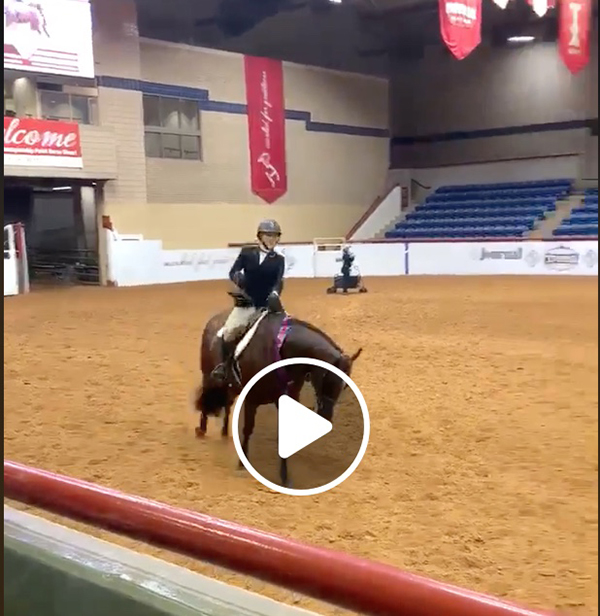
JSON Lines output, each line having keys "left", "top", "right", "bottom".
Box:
{"left": 4, "top": 460, "right": 558, "bottom": 616}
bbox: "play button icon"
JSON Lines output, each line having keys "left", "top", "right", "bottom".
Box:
{"left": 277, "top": 395, "right": 332, "bottom": 459}
{"left": 232, "top": 357, "right": 370, "bottom": 496}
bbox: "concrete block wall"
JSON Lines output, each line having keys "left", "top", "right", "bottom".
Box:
{"left": 91, "top": 18, "right": 389, "bottom": 247}
{"left": 92, "top": 0, "right": 147, "bottom": 210}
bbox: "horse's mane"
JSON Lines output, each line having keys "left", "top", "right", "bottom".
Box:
{"left": 289, "top": 317, "right": 343, "bottom": 353}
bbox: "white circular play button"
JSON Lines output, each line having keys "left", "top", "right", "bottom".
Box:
{"left": 277, "top": 394, "right": 333, "bottom": 459}
{"left": 232, "top": 357, "right": 370, "bottom": 496}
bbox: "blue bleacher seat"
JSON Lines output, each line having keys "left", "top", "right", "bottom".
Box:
{"left": 552, "top": 192, "right": 598, "bottom": 237}
{"left": 385, "top": 178, "right": 573, "bottom": 240}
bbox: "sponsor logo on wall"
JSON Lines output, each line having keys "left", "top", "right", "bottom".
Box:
{"left": 582, "top": 249, "right": 598, "bottom": 268}
{"left": 478, "top": 247, "right": 523, "bottom": 261}
{"left": 163, "top": 252, "right": 234, "bottom": 272}
{"left": 543, "top": 245, "right": 580, "bottom": 271}
{"left": 473, "top": 244, "right": 599, "bottom": 273}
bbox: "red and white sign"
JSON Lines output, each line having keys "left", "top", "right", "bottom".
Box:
{"left": 558, "top": 0, "right": 592, "bottom": 74}
{"left": 243, "top": 55, "right": 288, "bottom": 204}
{"left": 4, "top": 116, "right": 83, "bottom": 168}
{"left": 527, "top": 0, "right": 556, "bottom": 17}
{"left": 439, "top": 0, "right": 482, "bottom": 60}
{"left": 4, "top": 0, "right": 94, "bottom": 78}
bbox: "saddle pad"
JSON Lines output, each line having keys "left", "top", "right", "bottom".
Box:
{"left": 234, "top": 310, "right": 269, "bottom": 360}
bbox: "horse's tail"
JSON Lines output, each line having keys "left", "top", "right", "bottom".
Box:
{"left": 193, "top": 382, "right": 228, "bottom": 414}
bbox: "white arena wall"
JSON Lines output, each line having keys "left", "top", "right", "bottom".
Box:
{"left": 103, "top": 231, "right": 598, "bottom": 289}
{"left": 5, "top": 228, "right": 597, "bottom": 297}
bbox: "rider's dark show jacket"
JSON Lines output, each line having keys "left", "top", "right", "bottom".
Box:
{"left": 229, "top": 245, "right": 285, "bottom": 308}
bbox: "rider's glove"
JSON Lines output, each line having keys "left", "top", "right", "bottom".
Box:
{"left": 267, "top": 291, "right": 283, "bottom": 313}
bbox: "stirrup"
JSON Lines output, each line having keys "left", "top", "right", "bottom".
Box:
{"left": 211, "top": 362, "right": 227, "bottom": 380}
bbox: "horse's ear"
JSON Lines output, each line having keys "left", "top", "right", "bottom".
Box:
{"left": 350, "top": 348, "right": 363, "bottom": 362}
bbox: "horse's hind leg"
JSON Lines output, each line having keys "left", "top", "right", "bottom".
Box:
{"left": 239, "top": 403, "right": 257, "bottom": 469}
{"left": 280, "top": 458, "right": 289, "bottom": 487}
{"left": 195, "top": 412, "right": 208, "bottom": 438}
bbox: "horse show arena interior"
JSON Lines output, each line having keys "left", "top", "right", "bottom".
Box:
{"left": 4, "top": 276, "right": 598, "bottom": 615}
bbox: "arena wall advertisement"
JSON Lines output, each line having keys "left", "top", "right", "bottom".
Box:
{"left": 408, "top": 241, "right": 599, "bottom": 275}
{"left": 104, "top": 232, "right": 598, "bottom": 288}
{"left": 4, "top": 0, "right": 95, "bottom": 79}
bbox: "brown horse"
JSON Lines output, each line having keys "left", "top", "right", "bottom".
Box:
{"left": 193, "top": 305, "right": 362, "bottom": 487}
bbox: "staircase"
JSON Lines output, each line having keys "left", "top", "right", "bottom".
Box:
{"left": 375, "top": 200, "right": 419, "bottom": 238}
{"left": 529, "top": 195, "right": 584, "bottom": 239}
{"left": 376, "top": 181, "right": 435, "bottom": 239}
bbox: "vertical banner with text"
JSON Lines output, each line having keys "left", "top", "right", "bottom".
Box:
{"left": 558, "top": 0, "right": 592, "bottom": 74}
{"left": 439, "top": 0, "right": 482, "bottom": 60}
{"left": 244, "top": 55, "right": 288, "bottom": 204}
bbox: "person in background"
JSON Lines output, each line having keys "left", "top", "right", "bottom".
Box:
{"left": 341, "top": 245, "right": 354, "bottom": 293}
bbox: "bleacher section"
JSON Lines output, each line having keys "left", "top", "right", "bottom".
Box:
{"left": 386, "top": 178, "right": 572, "bottom": 240}
{"left": 553, "top": 188, "right": 598, "bottom": 237}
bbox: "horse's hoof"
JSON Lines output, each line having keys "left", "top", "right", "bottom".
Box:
{"left": 195, "top": 427, "right": 206, "bottom": 438}
{"left": 221, "top": 430, "right": 229, "bottom": 439}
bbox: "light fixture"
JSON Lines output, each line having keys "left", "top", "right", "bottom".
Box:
{"left": 507, "top": 35, "right": 536, "bottom": 43}
{"left": 51, "top": 186, "right": 72, "bottom": 191}
{"left": 329, "top": 0, "right": 342, "bottom": 3}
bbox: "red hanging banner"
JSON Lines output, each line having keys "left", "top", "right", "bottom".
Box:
{"left": 527, "top": 0, "right": 556, "bottom": 17}
{"left": 439, "top": 0, "right": 483, "bottom": 60}
{"left": 558, "top": 0, "right": 592, "bottom": 74}
{"left": 243, "top": 55, "right": 288, "bottom": 204}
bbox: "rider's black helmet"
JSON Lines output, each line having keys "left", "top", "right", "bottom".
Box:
{"left": 257, "top": 219, "right": 281, "bottom": 237}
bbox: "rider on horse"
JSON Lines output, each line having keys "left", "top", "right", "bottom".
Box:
{"left": 210, "top": 219, "right": 285, "bottom": 385}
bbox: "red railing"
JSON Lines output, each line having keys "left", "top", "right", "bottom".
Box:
{"left": 4, "top": 460, "right": 559, "bottom": 616}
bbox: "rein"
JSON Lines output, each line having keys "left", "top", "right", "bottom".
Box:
{"left": 273, "top": 314, "right": 292, "bottom": 394}
{"left": 272, "top": 317, "right": 347, "bottom": 410}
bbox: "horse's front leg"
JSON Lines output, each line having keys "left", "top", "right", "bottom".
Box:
{"left": 239, "top": 402, "right": 257, "bottom": 469}
{"left": 278, "top": 379, "right": 303, "bottom": 488}
{"left": 221, "top": 403, "right": 231, "bottom": 438}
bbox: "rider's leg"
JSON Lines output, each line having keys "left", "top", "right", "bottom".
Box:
{"left": 211, "top": 307, "right": 257, "bottom": 383}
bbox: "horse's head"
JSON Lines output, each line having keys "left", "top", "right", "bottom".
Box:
{"left": 312, "top": 347, "right": 363, "bottom": 421}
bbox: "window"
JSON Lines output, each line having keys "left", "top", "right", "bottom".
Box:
{"left": 4, "top": 75, "right": 37, "bottom": 117}
{"left": 4, "top": 78, "right": 16, "bottom": 116}
{"left": 39, "top": 90, "right": 97, "bottom": 124}
{"left": 142, "top": 95, "right": 202, "bottom": 160}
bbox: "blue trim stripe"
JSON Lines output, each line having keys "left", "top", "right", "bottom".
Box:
{"left": 391, "top": 118, "right": 597, "bottom": 145}
{"left": 97, "top": 76, "right": 389, "bottom": 139}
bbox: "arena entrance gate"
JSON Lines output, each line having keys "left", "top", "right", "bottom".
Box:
{"left": 4, "top": 179, "right": 102, "bottom": 289}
